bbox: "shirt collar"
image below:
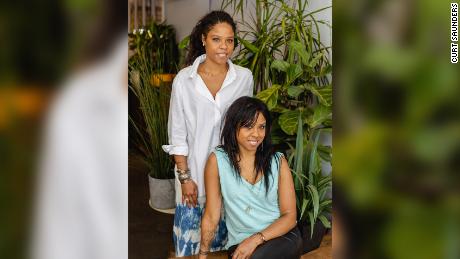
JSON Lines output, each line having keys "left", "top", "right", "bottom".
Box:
{"left": 188, "top": 54, "right": 236, "bottom": 83}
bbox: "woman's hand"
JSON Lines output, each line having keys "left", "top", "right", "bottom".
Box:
{"left": 181, "top": 180, "right": 198, "bottom": 207}
{"left": 231, "top": 235, "right": 261, "bottom": 259}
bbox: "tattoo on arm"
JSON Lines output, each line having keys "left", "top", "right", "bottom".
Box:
{"left": 200, "top": 221, "right": 216, "bottom": 251}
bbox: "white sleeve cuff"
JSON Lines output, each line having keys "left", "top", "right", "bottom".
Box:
{"left": 162, "top": 145, "right": 188, "bottom": 156}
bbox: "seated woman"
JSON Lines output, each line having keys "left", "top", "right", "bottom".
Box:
{"left": 198, "top": 96, "right": 302, "bottom": 259}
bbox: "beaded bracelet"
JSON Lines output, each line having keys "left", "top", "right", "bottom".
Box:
{"left": 255, "top": 232, "right": 266, "bottom": 244}
{"left": 178, "top": 171, "right": 190, "bottom": 180}
{"left": 178, "top": 171, "right": 191, "bottom": 184}
{"left": 176, "top": 168, "right": 190, "bottom": 175}
{"left": 176, "top": 168, "right": 191, "bottom": 183}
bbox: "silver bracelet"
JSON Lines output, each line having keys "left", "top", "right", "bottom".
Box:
{"left": 176, "top": 168, "right": 190, "bottom": 175}
{"left": 178, "top": 171, "right": 191, "bottom": 180}
{"left": 178, "top": 171, "right": 191, "bottom": 184}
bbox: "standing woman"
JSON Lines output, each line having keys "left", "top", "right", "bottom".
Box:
{"left": 162, "top": 11, "right": 253, "bottom": 257}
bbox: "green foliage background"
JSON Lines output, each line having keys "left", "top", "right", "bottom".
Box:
{"left": 334, "top": 0, "right": 460, "bottom": 258}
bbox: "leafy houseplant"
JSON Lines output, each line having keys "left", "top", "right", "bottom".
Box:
{"left": 129, "top": 22, "right": 179, "bottom": 88}
{"left": 222, "top": 0, "right": 332, "bottom": 250}
{"left": 290, "top": 125, "right": 332, "bottom": 249}
{"left": 129, "top": 22, "right": 179, "bottom": 74}
{"left": 129, "top": 54, "right": 173, "bottom": 179}
{"left": 129, "top": 22, "right": 180, "bottom": 210}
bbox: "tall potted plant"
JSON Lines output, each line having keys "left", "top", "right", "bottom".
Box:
{"left": 222, "top": 0, "right": 332, "bottom": 253}
{"left": 264, "top": 35, "right": 332, "bottom": 252}
{"left": 129, "top": 22, "right": 179, "bottom": 211}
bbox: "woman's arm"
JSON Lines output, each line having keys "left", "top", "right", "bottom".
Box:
{"left": 231, "top": 156, "right": 297, "bottom": 259}
{"left": 199, "top": 153, "right": 222, "bottom": 258}
{"left": 258, "top": 155, "right": 297, "bottom": 239}
{"left": 162, "top": 77, "right": 199, "bottom": 207}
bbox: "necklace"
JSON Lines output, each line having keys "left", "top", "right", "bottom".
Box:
{"left": 198, "top": 64, "right": 228, "bottom": 77}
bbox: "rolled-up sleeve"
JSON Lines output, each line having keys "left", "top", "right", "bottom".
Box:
{"left": 162, "top": 76, "right": 188, "bottom": 155}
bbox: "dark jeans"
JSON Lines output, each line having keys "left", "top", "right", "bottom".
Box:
{"left": 227, "top": 227, "right": 302, "bottom": 259}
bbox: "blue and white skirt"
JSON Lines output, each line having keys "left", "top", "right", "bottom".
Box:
{"left": 173, "top": 181, "right": 227, "bottom": 257}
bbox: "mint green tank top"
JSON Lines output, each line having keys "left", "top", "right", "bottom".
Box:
{"left": 212, "top": 147, "right": 283, "bottom": 249}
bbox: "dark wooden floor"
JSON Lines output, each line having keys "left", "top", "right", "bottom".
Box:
{"left": 129, "top": 154, "right": 175, "bottom": 259}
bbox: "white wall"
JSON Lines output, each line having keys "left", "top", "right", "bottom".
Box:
{"left": 165, "top": 0, "right": 211, "bottom": 43}
{"left": 306, "top": 0, "right": 332, "bottom": 60}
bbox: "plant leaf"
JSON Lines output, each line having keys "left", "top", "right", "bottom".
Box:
{"left": 271, "top": 104, "right": 290, "bottom": 113}
{"left": 287, "top": 85, "right": 305, "bottom": 98}
{"left": 300, "top": 198, "right": 308, "bottom": 219}
{"left": 308, "top": 84, "right": 332, "bottom": 106}
{"left": 307, "top": 105, "right": 332, "bottom": 128}
{"left": 271, "top": 60, "right": 290, "bottom": 72}
{"left": 238, "top": 36, "right": 259, "bottom": 53}
{"left": 289, "top": 40, "right": 310, "bottom": 66}
{"left": 294, "top": 113, "right": 304, "bottom": 183}
{"left": 309, "top": 53, "right": 323, "bottom": 68}
{"left": 278, "top": 110, "right": 300, "bottom": 135}
{"left": 178, "top": 35, "right": 190, "bottom": 49}
{"left": 308, "top": 129, "right": 321, "bottom": 184}
{"left": 319, "top": 199, "right": 332, "bottom": 209}
{"left": 318, "top": 175, "right": 332, "bottom": 189}
{"left": 318, "top": 215, "right": 331, "bottom": 228}
{"left": 287, "top": 64, "right": 303, "bottom": 83}
{"left": 317, "top": 145, "right": 332, "bottom": 162}
{"left": 318, "top": 64, "right": 332, "bottom": 77}
{"left": 256, "top": 84, "right": 280, "bottom": 110}
{"left": 307, "top": 184, "right": 320, "bottom": 220}
{"left": 308, "top": 212, "right": 315, "bottom": 238}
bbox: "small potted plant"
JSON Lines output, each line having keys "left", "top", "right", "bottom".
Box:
{"left": 290, "top": 124, "right": 332, "bottom": 254}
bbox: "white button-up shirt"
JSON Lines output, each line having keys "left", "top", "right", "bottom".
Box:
{"left": 162, "top": 54, "right": 253, "bottom": 197}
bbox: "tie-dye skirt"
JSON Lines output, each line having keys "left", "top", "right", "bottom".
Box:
{"left": 173, "top": 182, "right": 227, "bottom": 257}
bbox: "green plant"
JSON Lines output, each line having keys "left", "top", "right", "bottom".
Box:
{"left": 289, "top": 125, "right": 332, "bottom": 237}
{"left": 222, "top": 0, "right": 331, "bottom": 92}
{"left": 222, "top": 0, "right": 283, "bottom": 93}
{"left": 129, "top": 22, "right": 179, "bottom": 74}
{"left": 222, "top": 0, "right": 332, "bottom": 235}
{"left": 128, "top": 23, "right": 177, "bottom": 179}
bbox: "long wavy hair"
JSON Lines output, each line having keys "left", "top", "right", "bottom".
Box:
{"left": 219, "top": 97, "right": 280, "bottom": 194}
{"left": 185, "top": 10, "right": 237, "bottom": 66}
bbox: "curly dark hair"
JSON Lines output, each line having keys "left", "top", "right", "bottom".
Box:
{"left": 185, "top": 10, "right": 237, "bottom": 66}
{"left": 219, "top": 97, "right": 280, "bottom": 195}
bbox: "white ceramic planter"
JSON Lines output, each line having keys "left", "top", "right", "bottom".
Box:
{"left": 148, "top": 174, "right": 175, "bottom": 211}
